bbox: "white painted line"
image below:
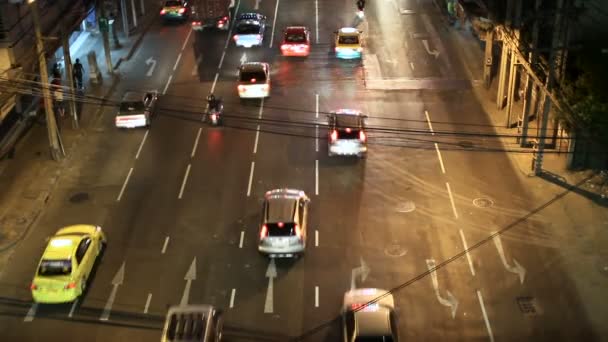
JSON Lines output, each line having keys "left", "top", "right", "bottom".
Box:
{"left": 191, "top": 128, "right": 202, "bottom": 158}
{"left": 247, "top": 161, "right": 255, "bottom": 197}
{"left": 173, "top": 53, "right": 182, "bottom": 71}
{"left": 315, "top": 93, "right": 319, "bottom": 118}
{"left": 253, "top": 126, "right": 260, "bottom": 154}
{"left": 315, "top": 159, "right": 319, "bottom": 195}
{"left": 446, "top": 182, "right": 459, "bottom": 219}
{"left": 239, "top": 231, "right": 245, "bottom": 248}
{"left": 163, "top": 74, "right": 173, "bottom": 95}
{"left": 434, "top": 143, "right": 446, "bottom": 174}
{"left": 116, "top": 167, "right": 134, "bottom": 201}
{"left": 24, "top": 303, "right": 37, "bottom": 322}
{"left": 459, "top": 229, "right": 476, "bottom": 276}
{"left": 178, "top": 164, "right": 192, "bottom": 199}
{"left": 315, "top": 230, "right": 318, "bottom": 247}
{"left": 68, "top": 299, "right": 78, "bottom": 318}
{"left": 229, "top": 288, "right": 236, "bottom": 308}
{"left": 424, "top": 110, "right": 435, "bottom": 135}
{"left": 315, "top": 286, "right": 319, "bottom": 307}
{"left": 210, "top": 73, "right": 219, "bottom": 93}
{"left": 410, "top": 62, "right": 415, "bottom": 70}
{"left": 315, "top": 125, "right": 319, "bottom": 152}
{"left": 315, "top": 0, "right": 319, "bottom": 44}
{"left": 144, "top": 293, "right": 152, "bottom": 314}
{"left": 477, "top": 290, "right": 495, "bottom": 342}
{"left": 269, "top": 0, "right": 280, "bottom": 48}
{"left": 181, "top": 28, "right": 193, "bottom": 51}
{"left": 161, "top": 236, "right": 170, "bottom": 254}
{"left": 218, "top": 50, "right": 226, "bottom": 69}
{"left": 258, "top": 98, "right": 264, "bottom": 119}
{"left": 135, "top": 130, "right": 149, "bottom": 160}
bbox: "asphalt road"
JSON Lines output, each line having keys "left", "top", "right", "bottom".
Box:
{"left": 0, "top": 0, "right": 601, "bottom": 341}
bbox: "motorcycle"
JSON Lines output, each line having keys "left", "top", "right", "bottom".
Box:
{"left": 207, "top": 103, "right": 223, "bottom": 126}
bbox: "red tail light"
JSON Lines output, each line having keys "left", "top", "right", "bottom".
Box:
{"left": 359, "top": 130, "right": 367, "bottom": 142}
{"left": 330, "top": 130, "right": 338, "bottom": 142}
{"left": 223, "top": 16, "right": 228, "bottom": 21}
{"left": 345, "top": 127, "right": 352, "bottom": 133}
{"left": 65, "top": 282, "right": 77, "bottom": 290}
{"left": 210, "top": 113, "right": 217, "bottom": 121}
{"left": 30, "top": 283, "right": 37, "bottom": 290}
{"left": 178, "top": 8, "right": 186, "bottom": 14}
{"left": 233, "top": 35, "right": 238, "bottom": 41}
{"left": 238, "top": 85, "right": 246, "bottom": 92}
{"left": 295, "top": 224, "right": 302, "bottom": 239}
{"left": 260, "top": 224, "right": 268, "bottom": 239}
{"left": 160, "top": 9, "right": 166, "bottom": 15}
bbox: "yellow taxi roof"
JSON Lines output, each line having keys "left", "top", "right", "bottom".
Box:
{"left": 338, "top": 27, "right": 360, "bottom": 36}
{"left": 42, "top": 236, "right": 79, "bottom": 260}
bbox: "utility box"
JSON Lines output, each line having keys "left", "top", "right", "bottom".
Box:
{"left": 87, "top": 51, "right": 102, "bottom": 84}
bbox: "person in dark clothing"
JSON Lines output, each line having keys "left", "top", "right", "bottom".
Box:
{"left": 52, "top": 62, "right": 62, "bottom": 79}
{"left": 73, "top": 58, "right": 84, "bottom": 89}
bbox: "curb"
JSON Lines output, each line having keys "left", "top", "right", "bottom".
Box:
{"left": 114, "top": 8, "right": 159, "bottom": 70}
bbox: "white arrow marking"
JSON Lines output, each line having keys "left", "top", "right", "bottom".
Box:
{"left": 100, "top": 262, "right": 125, "bottom": 321}
{"left": 492, "top": 232, "right": 526, "bottom": 284}
{"left": 350, "top": 257, "right": 370, "bottom": 290}
{"left": 145, "top": 57, "right": 157, "bottom": 76}
{"left": 426, "top": 259, "right": 458, "bottom": 318}
{"left": 264, "top": 258, "right": 277, "bottom": 313}
{"left": 422, "top": 40, "right": 439, "bottom": 58}
{"left": 240, "top": 52, "right": 247, "bottom": 64}
{"left": 254, "top": 0, "right": 261, "bottom": 10}
{"left": 180, "top": 257, "right": 197, "bottom": 306}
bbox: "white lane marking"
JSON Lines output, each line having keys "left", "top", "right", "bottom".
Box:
{"left": 459, "top": 229, "right": 476, "bottom": 276}
{"left": 116, "top": 167, "right": 134, "bottom": 201}
{"left": 161, "top": 236, "right": 170, "bottom": 254}
{"left": 424, "top": 110, "right": 435, "bottom": 135}
{"left": 247, "top": 161, "right": 255, "bottom": 197}
{"left": 315, "top": 125, "right": 319, "bottom": 152}
{"left": 315, "top": 230, "right": 318, "bottom": 247}
{"left": 192, "top": 55, "right": 202, "bottom": 76}
{"left": 315, "top": 0, "right": 319, "bottom": 44}
{"left": 68, "top": 299, "right": 78, "bottom": 318}
{"left": 163, "top": 74, "right": 173, "bottom": 95}
{"left": 100, "top": 262, "right": 125, "bottom": 321}
{"left": 410, "top": 62, "right": 415, "bottom": 70}
{"left": 135, "top": 130, "right": 149, "bottom": 160}
{"left": 178, "top": 164, "right": 192, "bottom": 199}
{"left": 269, "top": 0, "right": 280, "bottom": 48}
{"left": 181, "top": 27, "right": 192, "bottom": 51}
{"left": 144, "top": 293, "right": 152, "bottom": 314}
{"left": 492, "top": 232, "right": 526, "bottom": 284}
{"left": 24, "top": 303, "right": 38, "bottom": 322}
{"left": 253, "top": 126, "right": 260, "bottom": 154}
{"left": 173, "top": 53, "right": 182, "bottom": 71}
{"left": 446, "top": 182, "right": 459, "bottom": 219}
{"left": 315, "top": 286, "right": 319, "bottom": 307}
{"left": 434, "top": 143, "right": 446, "bottom": 174}
{"left": 210, "top": 73, "right": 219, "bottom": 93}
{"left": 315, "top": 160, "right": 319, "bottom": 195}
{"left": 264, "top": 259, "right": 277, "bottom": 313}
{"left": 229, "top": 288, "right": 236, "bottom": 308}
{"left": 477, "top": 290, "right": 495, "bottom": 342}
{"left": 258, "top": 98, "right": 264, "bottom": 119}
{"left": 239, "top": 231, "right": 245, "bottom": 248}
{"left": 218, "top": 50, "right": 226, "bottom": 69}
{"left": 191, "top": 128, "right": 202, "bottom": 158}
{"left": 315, "top": 93, "right": 319, "bottom": 118}
{"left": 254, "top": 0, "right": 261, "bottom": 10}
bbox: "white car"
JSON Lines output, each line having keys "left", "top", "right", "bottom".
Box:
{"left": 328, "top": 109, "right": 368, "bottom": 157}
{"left": 342, "top": 288, "right": 399, "bottom": 342}
{"left": 115, "top": 91, "right": 158, "bottom": 128}
{"left": 237, "top": 62, "right": 270, "bottom": 99}
{"left": 233, "top": 13, "right": 266, "bottom": 47}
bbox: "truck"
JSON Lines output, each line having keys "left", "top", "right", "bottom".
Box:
{"left": 190, "top": 0, "right": 234, "bottom": 31}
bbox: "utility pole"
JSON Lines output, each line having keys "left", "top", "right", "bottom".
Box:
{"left": 98, "top": 0, "right": 114, "bottom": 74}
{"left": 121, "top": 0, "right": 130, "bottom": 37}
{"left": 504, "top": 0, "right": 522, "bottom": 128}
{"left": 29, "top": 0, "right": 63, "bottom": 161}
{"left": 61, "top": 25, "right": 79, "bottom": 129}
{"left": 520, "top": 0, "right": 542, "bottom": 147}
{"left": 483, "top": 28, "right": 494, "bottom": 89}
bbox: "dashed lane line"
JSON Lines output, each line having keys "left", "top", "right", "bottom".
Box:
{"left": 144, "top": 293, "right": 152, "bottom": 314}
{"left": 239, "top": 231, "right": 245, "bottom": 248}
{"left": 173, "top": 53, "right": 182, "bottom": 71}
{"left": 269, "top": 0, "right": 280, "bottom": 48}
{"left": 116, "top": 167, "right": 134, "bottom": 202}
{"left": 247, "top": 161, "right": 255, "bottom": 197}
{"left": 135, "top": 130, "right": 149, "bottom": 160}
{"left": 161, "top": 236, "right": 170, "bottom": 254}
{"left": 459, "top": 229, "right": 476, "bottom": 276}
{"left": 163, "top": 75, "right": 173, "bottom": 95}
{"left": 477, "top": 290, "right": 495, "bottom": 342}
{"left": 230, "top": 288, "right": 236, "bottom": 308}
{"left": 191, "top": 127, "right": 202, "bottom": 158}
{"left": 178, "top": 164, "right": 192, "bottom": 199}
{"left": 446, "top": 182, "right": 459, "bottom": 219}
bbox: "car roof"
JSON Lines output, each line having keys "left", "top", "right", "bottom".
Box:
{"left": 285, "top": 26, "right": 307, "bottom": 33}
{"left": 266, "top": 196, "right": 297, "bottom": 223}
{"left": 355, "top": 308, "right": 393, "bottom": 336}
{"left": 339, "top": 27, "right": 360, "bottom": 35}
{"left": 239, "top": 62, "right": 267, "bottom": 72}
{"left": 42, "top": 235, "right": 81, "bottom": 260}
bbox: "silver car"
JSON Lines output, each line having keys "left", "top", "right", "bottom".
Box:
{"left": 342, "top": 288, "right": 399, "bottom": 342}
{"left": 258, "top": 189, "right": 310, "bottom": 258}
{"left": 328, "top": 109, "right": 368, "bottom": 157}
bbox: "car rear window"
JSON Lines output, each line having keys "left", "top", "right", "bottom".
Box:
{"left": 38, "top": 259, "right": 72, "bottom": 276}
{"left": 240, "top": 70, "right": 267, "bottom": 83}
{"left": 236, "top": 23, "right": 260, "bottom": 34}
{"left": 164, "top": 0, "right": 182, "bottom": 6}
{"left": 266, "top": 223, "right": 296, "bottom": 236}
{"left": 285, "top": 32, "right": 306, "bottom": 43}
{"left": 337, "top": 128, "right": 361, "bottom": 140}
{"left": 339, "top": 36, "right": 359, "bottom": 45}
{"left": 120, "top": 101, "right": 146, "bottom": 112}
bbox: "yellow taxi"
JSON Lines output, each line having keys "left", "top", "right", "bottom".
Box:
{"left": 335, "top": 27, "right": 363, "bottom": 59}
{"left": 30, "top": 225, "right": 106, "bottom": 304}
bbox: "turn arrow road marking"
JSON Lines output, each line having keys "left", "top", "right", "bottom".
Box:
{"left": 492, "top": 232, "right": 526, "bottom": 284}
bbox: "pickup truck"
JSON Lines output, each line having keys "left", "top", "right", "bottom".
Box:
{"left": 191, "top": 0, "right": 234, "bottom": 31}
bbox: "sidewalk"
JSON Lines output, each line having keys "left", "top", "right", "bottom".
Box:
{"left": 0, "top": 5, "right": 158, "bottom": 270}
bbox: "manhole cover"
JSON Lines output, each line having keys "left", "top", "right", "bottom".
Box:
{"left": 69, "top": 192, "right": 89, "bottom": 203}
{"left": 473, "top": 197, "right": 494, "bottom": 208}
{"left": 516, "top": 297, "right": 541, "bottom": 316}
{"left": 385, "top": 244, "right": 407, "bottom": 257}
{"left": 459, "top": 141, "right": 474, "bottom": 148}
{"left": 396, "top": 201, "right": 416, "bottom": 213}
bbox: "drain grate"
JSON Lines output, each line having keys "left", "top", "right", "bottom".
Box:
{"left": 517, "top": 297, "right": 540, "bottom": 316}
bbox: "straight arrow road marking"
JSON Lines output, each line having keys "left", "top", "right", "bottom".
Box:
{"left": 350, "top": 257, "right": 370, "bottom": 290}
{"left": 492, "top": 232, "right": 526, "bottom": 284}
{"left": 100, "top": 261, "right": 125, "bottom": 321}
{"left": 145, "top": 57, "right": 157, "bottom": 76}
{"left": 264, "top": 259, "right": 277, "bottom": 313}
{"left": 180, "top": 257, "right": 197, "bottom": 306}
{"left": 426, "top": 259, "right": 458, "bottom": 318}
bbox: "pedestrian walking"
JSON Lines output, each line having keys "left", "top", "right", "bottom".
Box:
{"left": 52, "top": 62, "right": 62, "bottom": 79}
{"left": 52, "top": 85, "right": 65, "bottom": 131}
{"left": 73, "top": 58, "right": 84, "bottom": 89}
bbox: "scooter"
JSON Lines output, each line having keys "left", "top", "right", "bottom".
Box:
{"left": 207, "top": 103, "right": 223, "bottom": 126}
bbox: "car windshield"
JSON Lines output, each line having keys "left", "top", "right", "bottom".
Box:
{"left": 240, "top": 70, "right": 267, "bottom": 83}
{"left": 266, "top": 223, "right": 296, "bottom": 236}
{"left": 285, "top": 32, "right": 306, "bottom": 43}
{"left": 164, "top": 0, "right": 182, "bottom": 7}
{"left": 339, "top": 35, "right": 359, "bottom": 44}
{"left": 120, "top": 101, "right": 146, "bottom": 112}
{"left": 236, "top": 24, "right": 260, "bottom": 35}
{"left": 355, "top": 337, "right": 393, "bottom": 342}
{"left": 38, "top": 259, "right": 72, "bottom": 276}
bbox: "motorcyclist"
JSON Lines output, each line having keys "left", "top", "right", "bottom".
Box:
{"left": 207, "top": 93, "right": 222, "bottom": 112}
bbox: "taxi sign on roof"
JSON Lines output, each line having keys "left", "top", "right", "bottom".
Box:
{"left": 340, "top": 27, "right": 358, "bottom": 34}
{"left": 50, "top": 238, "right": 73, "bottom": 248}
